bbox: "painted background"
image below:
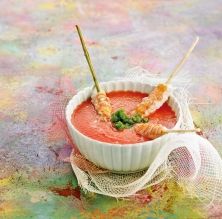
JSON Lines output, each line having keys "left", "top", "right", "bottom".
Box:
{"left": 1, "top": 0, "right": 222, "bottom": 218}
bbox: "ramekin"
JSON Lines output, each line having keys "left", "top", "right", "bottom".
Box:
{"left": 66, "top": 81, "right": 182, "bottom": 172}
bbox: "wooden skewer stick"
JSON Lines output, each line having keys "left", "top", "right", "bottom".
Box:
{"left": 75, "top": 25, "right": 101, "bottom": 92}
{"left": 165, "top": 128, "right": 201, "bottom": 134}
{"left": 166, "top": 36, "right": 199, "bottom": 85}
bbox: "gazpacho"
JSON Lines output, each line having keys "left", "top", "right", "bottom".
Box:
{"left": 72, "top": 91, "right": 176, "bottom": 144}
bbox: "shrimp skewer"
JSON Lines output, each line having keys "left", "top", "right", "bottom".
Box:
{"left": 76, "top": 25, "right": 112, "bottom": 121}
{"left": 134, "top": 37, "right": 199, "bottom": 117}
{"left": 91, "top": 90, "right": 112, "bottom": 121}
{"left": 134, "top": 123, "right": 200, "bottom": 140}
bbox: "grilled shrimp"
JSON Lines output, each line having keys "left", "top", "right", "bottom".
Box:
{"left": 135, "top": 123, "right": 200, "bottom": 139}
{"left": 134, "top": 123, "right": 167, "bottom": 139}
{"left": 91, "top": 91, "right": 112, "bottom": 121}
{"left": 134, "top": 83, "right": 170, "bottom": 117}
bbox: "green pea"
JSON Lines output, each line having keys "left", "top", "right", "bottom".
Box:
{"left": 111, "top": 114, "right": 119, "bottom": 123}
{"left": 118, "top": 111, "right": 128, "bottom": 122}
{"left": 115, "top": 121, "right": 125, "bottom": 130}
{"left": 132, "top": 115, "right": 142, "bottom": 123}
{"left": 111, "top": 109, "right": 148, "bottom": 131}
{"left": 125, "top": 123, "right": 133, "bottom": 129}
{"left": 142, "top": 117, "right": 149, "bottom": 123}
{"left": 116, "top": 109, "right": 124, "bottom": 117}
{"left": 126, "top": 118, "right": 134, "bottom": 125}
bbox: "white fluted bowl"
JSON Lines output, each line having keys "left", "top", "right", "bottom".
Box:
{"left": 66, "top": 81, "right": 182, "bottom": 172}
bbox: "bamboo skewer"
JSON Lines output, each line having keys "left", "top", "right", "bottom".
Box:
{"left": 75, "top": 25, "right": 101, "bottom": 92}
{"left": 75, "top": 25, "right": 112, "bottom": 121}
{"left": 135, "top": 123, "right": 201, "bottom": 140}
{"left": 166, "top": 128, "right": 201, "bottom": 134}
{"left": 133, "top": 37, "right": 200, "bottom": 117}
{"left": 166, "top": 36, "right": 199, "bottom": 85}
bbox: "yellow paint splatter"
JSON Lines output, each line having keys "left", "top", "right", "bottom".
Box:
{"left": 14, "top": 111, "right": 28, "bottom": 122}
{"left": 61, "top": 67, "right": 87, "bottom": 76}
{"left": 39, "top": 2, "right": 56, "bottom": 10}
{"left": 0, "top": 177, "right": 11, "bottom": 186}
{"left": 0, "top": 95, "right": 13, "bottom": 110}
{"left": 60, "top": 0, "right": 75, "bottom": 10}
{"left": 39, "top": 1, "right": 75, "bottom": 10}
{"left": 0, "top": 201, "right": 26, "bottom": 217}
{"left": 208, "top": 47, "right": 222, "bottom": 58}
{"left": 129, "top": 0, "right": 159, "bottom": 12}
{"left": 0, "top": 77, "right": 26, "bottom": 112}
{"left": 37, "top": 46, "right": 59, "bottom": 56}
{"left": 28, "top": 62, "right": 59, "bottom": 74}
{"left": 191, "top": 110, "right": 203, "bottom": 126}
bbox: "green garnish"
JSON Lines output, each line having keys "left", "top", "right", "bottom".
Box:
{"left": 142, "top": 117, "right": 149, "bottom": 123}
{"left": 111, "top": 109, "right": 149, "bottom": 131}
{"left": 114, "top": 121, "right": 125, "bottom": 130}
{"left": 132, "top": 114, "right": 142, "bottom": 123}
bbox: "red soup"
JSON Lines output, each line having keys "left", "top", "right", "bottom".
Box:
{"left": 72, "top": 91, "right": 177, "bottom": 144}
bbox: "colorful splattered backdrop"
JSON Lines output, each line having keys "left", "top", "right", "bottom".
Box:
{"left": 1, "top": 0, "right": 222, "bottom": 218}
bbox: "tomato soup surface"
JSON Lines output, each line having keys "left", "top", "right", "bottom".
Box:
{"left": 72, "top": 91, "right": 177, "bottom": 144}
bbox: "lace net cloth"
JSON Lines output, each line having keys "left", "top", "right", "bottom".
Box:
{"left": 70, "top": 67, "right": 222, "bottom": 203}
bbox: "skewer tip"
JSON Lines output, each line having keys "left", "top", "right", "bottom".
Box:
{"left": 75, "top": 24, "right": 101, "bottom": 93}
{"left": 165, "top": 36, "right": 200, "bottom": 85}
{"left": 196, "top": 128, "right": 201, "bottom": 132}
{"left": 194, "top": 36, "right": 200, "bottom": 44}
